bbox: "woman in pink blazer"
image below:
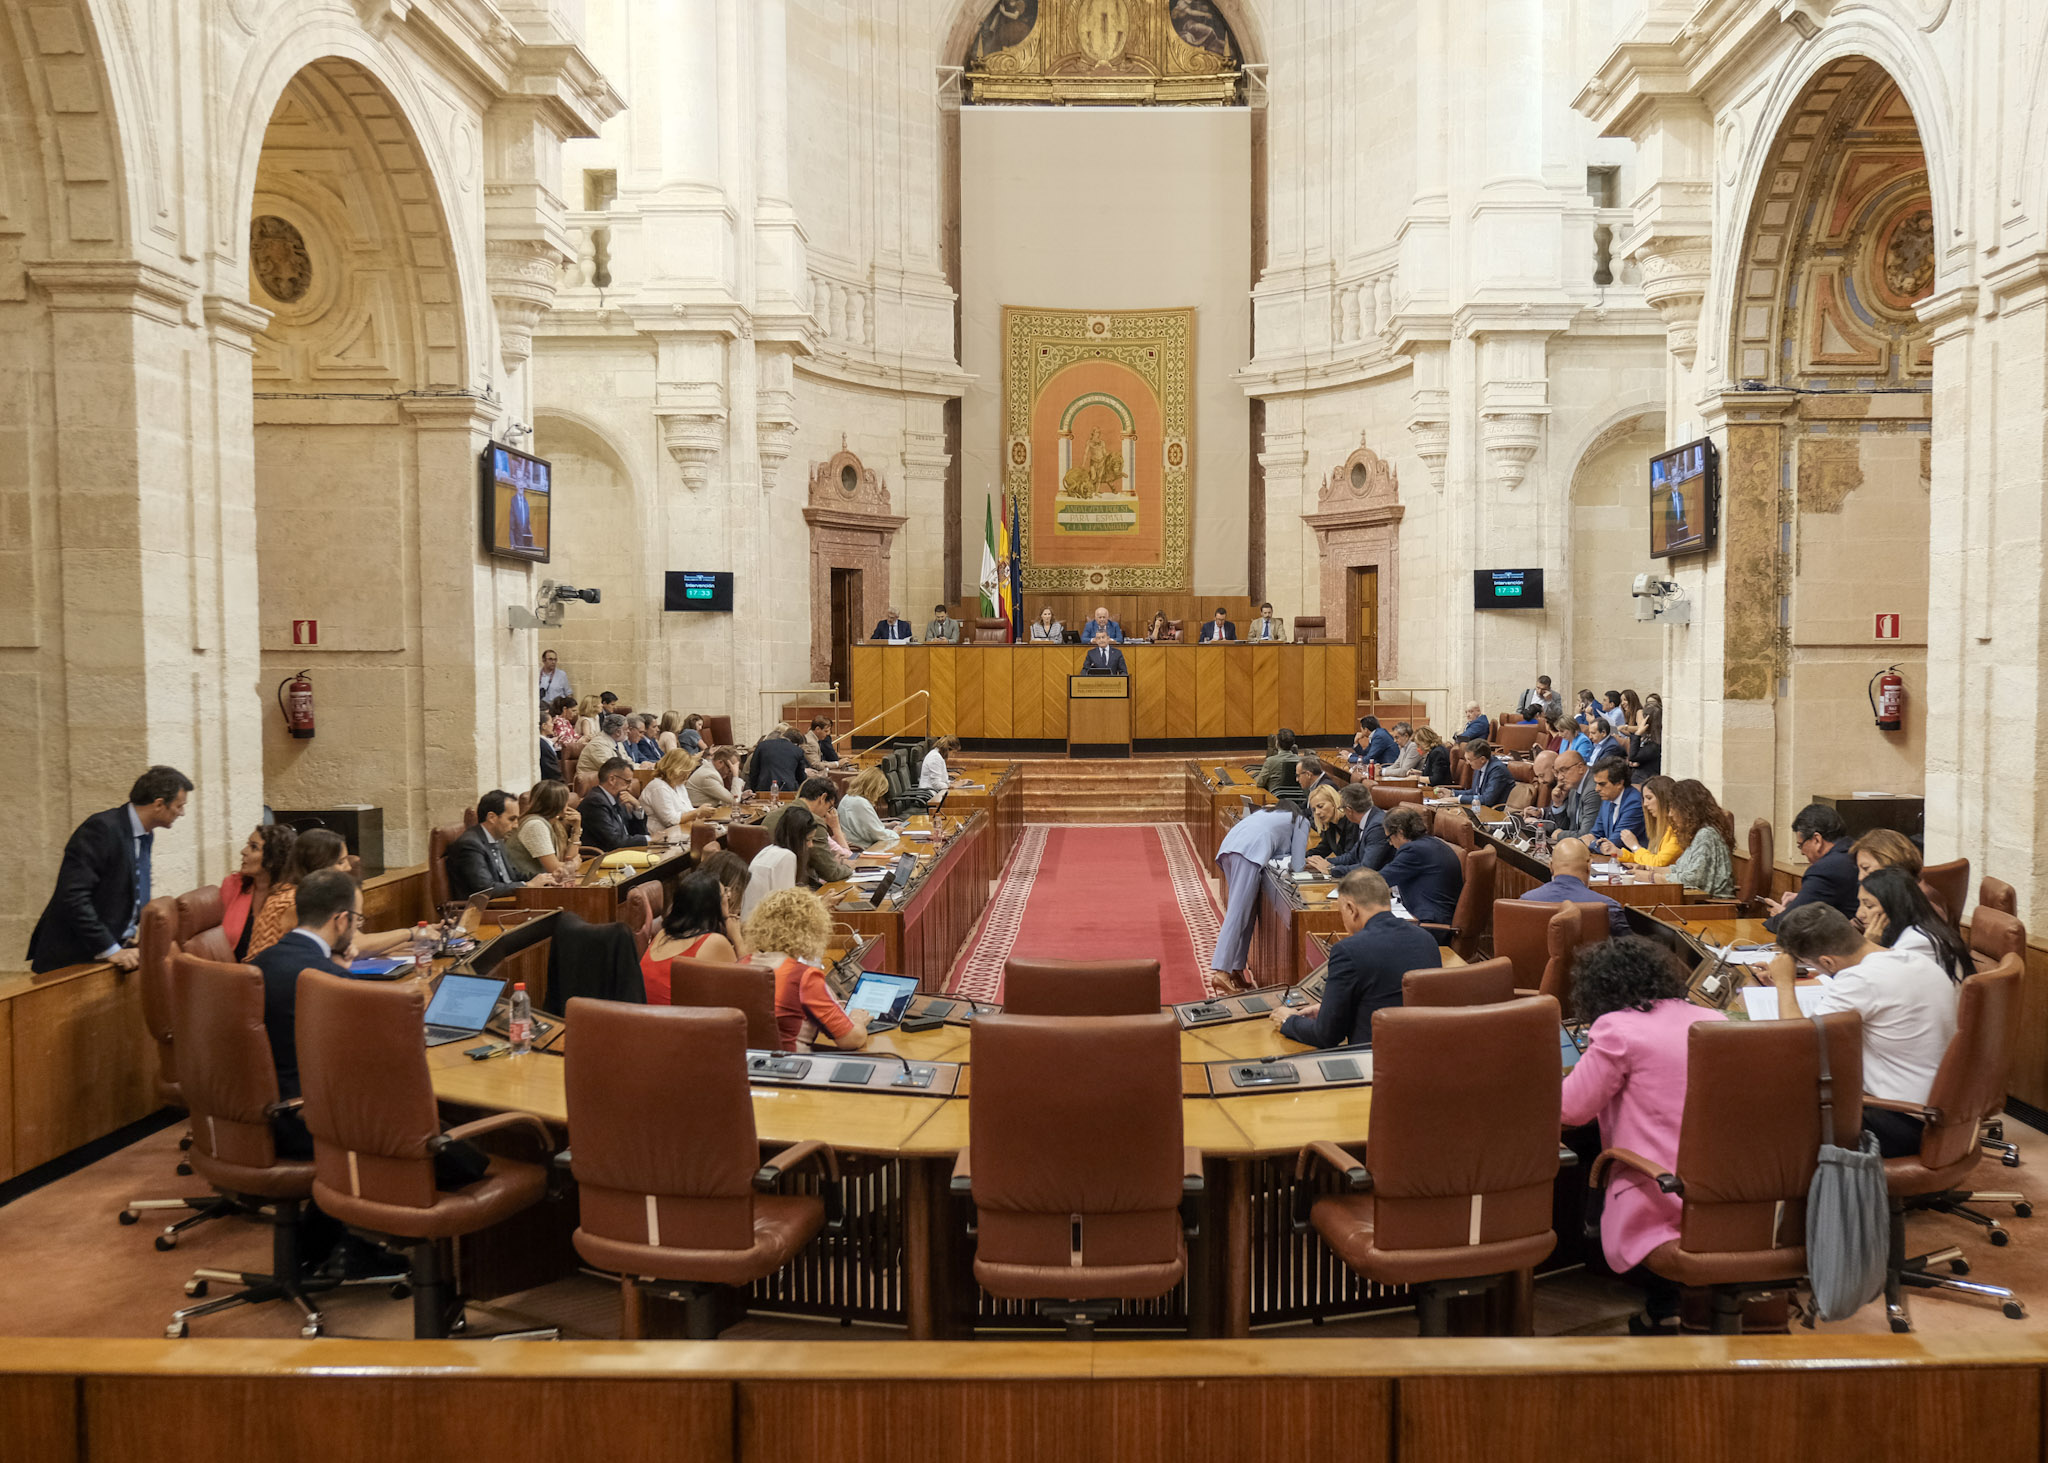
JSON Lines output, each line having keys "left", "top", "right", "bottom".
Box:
{"left": 1561, "top": 937, "right": 1727, "bottom": 1334}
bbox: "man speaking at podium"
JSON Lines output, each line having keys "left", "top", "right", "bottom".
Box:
{"left": 1083, "top": 628, "right": 1128, "bottom": 676}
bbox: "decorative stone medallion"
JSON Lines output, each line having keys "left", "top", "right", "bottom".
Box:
{"left": 250, "top": 216, "right": 312, "bottom": 304}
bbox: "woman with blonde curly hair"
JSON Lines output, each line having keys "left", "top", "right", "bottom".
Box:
{"left": 744, "top": 887, "right": 866, "bottom": 1052}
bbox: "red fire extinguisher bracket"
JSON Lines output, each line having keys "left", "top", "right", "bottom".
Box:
{"left": 1869, "top": 665, "right": 1904, "bottom": 733}
{"left": 278, "top": 670, "right": 317, "bottom": 741}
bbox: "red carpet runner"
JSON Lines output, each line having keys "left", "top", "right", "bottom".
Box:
{"left": 949, "top": 825, "right": 1223, "bottom": 1005}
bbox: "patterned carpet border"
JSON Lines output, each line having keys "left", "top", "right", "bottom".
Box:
{"left": 946, "top": 824, "right": 1226, "bottom": 1002}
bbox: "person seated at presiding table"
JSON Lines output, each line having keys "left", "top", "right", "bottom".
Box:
{"left": 1595, "top": 773, "right": 1679, "bottom": 868}
{"left": 580, "top": 758, "right": 653, "bottom": 852}
{"left": 641, "top": 749, "right": 710, "bottom": 842}
{"left": 247, "top": 829, "right": 412, "bottom": 960}
{"left": 217, "top": 822, "right": 298, "bottom": 963}
{"left": 1664, "top": 778, "right": 1737, "bottom": 899}
{"left": 578, "top": 713, "right": 626, "bottom": 775}
{"left": 639, "top": 870, "right": 749, "bottom": 1006}
{"left": 1198, "top": 607, "right": 1238, "bottom": 642}
{"left": 1559, "top": 936, "right": 1728, "bottom": 1335}
{"left": 1857, "top": 867, "right": 1972, "bottom": 983}
{"left": 924, "top": 603, "right": 962, "bottom": 644}
{"left": 1453, "top": 741, "right": 1515, "bottom": 807}
{"left": 1272, "top": 869, "right": 1440, "bottom": 1049}
{"left": 920, "top": 735, "right": 964, "bottom": 794}
{"left": 687, "top": 745, "right": 743, "bottom": 810}
{"left": 1767, "top": 902, "right": 1959, "bottom": 1158}
{"left": 871, "top": 608, "right": 914, "bottom": 643}
{"left": 1413, "top": 726, "right": 1452, "bottom": 786}
{"left": 1522, "top": 837, "right": 1629, "bottom": 937}
{"left": 1351, "top": 715, "right": 1399, "bottom": 768}
{"left": 749, "top": 723, "right": 809, "bottom": 795}
{"left": 1028, "top": 605, "right": 1065, "bottom": 642}
{"left": 505, "top": 779, "right": 582, "bottom": 881}
{"left": 1257, "top": 728, "right": 1301, "bottom": 791}
{"left": 803, "top": 716, "right": 846, "bottom": 771}
{"left": 26, "top": 765, "right": 192, "bottom": 973}
{"left": 837, "top": 766, "right": 893, "bottom": 849}
{"left": 742, "top": 804, "right": 816, "bottom": 917}
{"left": 1145, "top": 610, "right": 1181, "bottom": 643}
{"left": 1760, "top": 803, "right": 1860, "bottom": 931}
{"left": 1307, "top": 781, "right": 1391, "bottom": 878}
{"left": 1378, "top": 806, "right": 1464, "bottom": 934}
{"left": 446, "top": 790, "right": 561, "bottom": 900}
{"left": 1085, "top": 606, "right": 1124, "bottom": 643}
{"left": 1082, "top": 628, "right": 1129, "bottom": 676}
{"left": 1454, "top": 701, "right": 1490, "bottom": 744}
{"left": 1247, "top": 602, "right": 1286, "bottom": 643}
{"left": 748, "top": 887, "right": 868, "bottom": 1052}
{"left": 1588, "top": 757, "right": 1646, "bottom": 850}
{"left": 762, "top": 778, "right": 854, "bottom": 884}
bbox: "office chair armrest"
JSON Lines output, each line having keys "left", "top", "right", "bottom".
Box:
{"left": 949, "top": 1148, "right": 973, "bottom": 1196}
{"left": 438, "top": 1110, "right": 556, "bottom": 1158}
{"left": 1513, "top": 988, "right": 1540, "bottom": 998}
{"left": 1863, "top": 1095, "right": 1944, "bottom": 1124}
{"left": 553, "top": 1148, "right": 574, "bottom": 1171}
{"left": 1292, "top": 1142, "right": 1371, "bottom": 1235}
{"left": 1418, "top": 922, "right": 1454, "bottom": 941}
{"left": 1589, "top": 1146, "right": 1680, "bottom": 1194}
{"left": 754, "top": 1140, "right": 840, "bottom": 1190}
{"left": 1182, "top": 1148, "right": 1206, "bottom": 1195}
{"left": 263, "top": 1096, "right": 305, "bottom": 1119}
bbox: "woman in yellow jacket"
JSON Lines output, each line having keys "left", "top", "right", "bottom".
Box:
{"left": 1597, "top": 774, "right": 1681, "bottom": 866}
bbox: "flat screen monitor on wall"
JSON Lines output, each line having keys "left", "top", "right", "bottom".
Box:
{"left": 1473, "top": 569, "right": 1544, "bottom": 610}
{"left": 481, "top": 443, "right": 552, "bottom": 563}
{"left": 1649, "top": 436, "right": 1719, "bottom": 558}
{"left": 665, "top": 571, "right": 734, "bottom": 612}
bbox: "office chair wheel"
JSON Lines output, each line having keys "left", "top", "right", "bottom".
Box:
{"left": 118, "top": 1210, "right": 139, "bottom": 1225}
{"left": 184, "top": 1278, "right": 208, "bottom": 1298}
{"left": 1888, "top": 1316, "right": 1911, "bottom": 1334}
{"left": 300, "top": 1319, "right": 323, "bottom": 1339}
{"left": 154, "top": 1235, "right": 177, "bottom": 1252}
{"left": 388, "top": 1283, "right": 412, "bottom": 1301}
{"left": 448, "top": 1316, "right": 468, "bottom": 1335}
{"left": 2005, "top": 1152, "right": 2023, "bottom": 1169}
{"left": 175, "top": 1161, "right": 193, "bottom": 1177}
{"left": 179, "top": 1134, "right": 192, "bottom": 1151}
{"left": 1950, "top": 1257, "right": 1971, "bottom": 1276}
{"left": 1990, "top": 1227, "right": 2011, "bottom": 1247}
{"left": 2004, "top": 1301, "right": 2027, "bottom": 1320}
{"left": 2015, "top": 1201, "right": 2033, "bottom": 1217}
{"left": 165, "top": 1321, "right": 189, "bottom": 1339}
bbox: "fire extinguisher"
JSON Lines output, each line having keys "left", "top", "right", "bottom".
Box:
{"left": 277, "top": 670, "right": 316, "bottom": 740}
{"left": 1869, "top": 665, "right": 1904, "bottom": 733}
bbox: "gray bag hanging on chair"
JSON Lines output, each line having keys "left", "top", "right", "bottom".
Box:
{"left": 1804, "top": 1015, "right": 1889, "bottom": 1322}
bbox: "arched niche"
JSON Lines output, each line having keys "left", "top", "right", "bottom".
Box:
{"left": 805, "top": 440, "right": 906, "bottom": 688}
{"left": 1303, "top": 434, "right": 1402, "bottom": 688}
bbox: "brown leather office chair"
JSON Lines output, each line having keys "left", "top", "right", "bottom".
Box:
{"left": 705, "top": 715, "right": 735, "bottom": 747}
{"left": 1001, "top": 958, "right": 1161, "bottom": 1016}
{"left": 566, "top": 1001, "right": 836, "bottom": 1338}
{"left": 1921, "top": 858, "right": 1970, "bottom": 925}
{"left": 557, "top": 738, "right": 585, "bottom": 781}
{"left": 1491, "top": 899, "right": 1554, "bottom": 992}
{"left": 1876, "top": 957, "right": 2027, "bottom": 1329}
{"left": 623, "top": 883, "right": 667, "bottom": 956}
{"left": 954, "top": 1012, "right": 1201, "bottom": 1337}
{"left": 574, "top": 770, "right": 601, "bottom": 796}
{"left": 1291, "top": 616, "right": 1326, "bottom": 643}
{"left": 725, "top": 822, "right": 772, "bottom": 861}
{"left": 1421, "top": 844, "right": 1494, "bottom": 960}
{"left": 971, "top": 618, "right": 1009, "bottom": 645}
{"left": 1738, "top": 819, "right": 1774, "bottom": 914}
{"left": 1538, "top": 903, "right": 1612, "bottom": 1015}
{"left": 668, "top": 957, "right": 779, "bottom": 1048}
{"left": 297, "top": 971, "right": 556, "bottom": 1339}
{"left": 1402, "top": 957, "right": 1516, "bottom": 1008}
{"left": 1592, "top": 1012, "right": 1863, "bottom": 1332}
{"left": 1965, "top": 908, "right": 2028, "bottom": 1167}
{"left": 427, "top": 822, "right": 468, "bottom": 909}
{"left": 1370, "top": 784, "right": 1426, "bottom": 812}
{"left": 1979, "top": 877, "right": 2017, "bottom": 917}
{"left": 1300, "top": 995, "right": 1561, "bottom": 1334}
{"left": 162, "top": 953, "right": 400, "bottom": 1338}
{"left": 1162, "top": 618, "right": 1184, "bottom": 642}
{"left": 1435, "top": 813, "right": 1475, "bottom": 851}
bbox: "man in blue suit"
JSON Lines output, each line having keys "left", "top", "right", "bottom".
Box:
{"left": 1209, "top": 804, "right": 1311, "bottom": 992}
{"left": 1351, "top": 715, "right": 1399, "bottom": 767}
{"left": 1378, "top": 806, "right": 1464, "bottom": 932}
{"left": 1455, "top": 701, "right": 1491, "bottom": 744}
{"left": 1198, "top": 608, "right": 1238, "bottom": 642}
{"left": 871, "top": 609, "right": 914, "bottom": 643}
{"left": 1455, "top": 742, "right": 1516, "bottom": 808}
{"left": 1085, "top": 606, "right": 1125, "bottom": 643}
{"left": 1588, "top": 757, "right": 1646, "bottom": 849}
{"left": 1523, "top": 838, "right": 1630, "bottom": 936}
{"left": 1272, "top": 868, "right": 1441, "bottom": 1049}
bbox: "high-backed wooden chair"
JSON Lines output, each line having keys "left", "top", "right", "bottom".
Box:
{"left": 668, "top": 958, "right": 779, "bottom": 1048}
{"left": 1538, "top": 903, "right": 1612, "bottom": 1018}
{"left": 1737, "top": 819, "right": 1774, "bottom": 914}
{"left": 1291, "top": 616, "right": 1327, "bottom": 643}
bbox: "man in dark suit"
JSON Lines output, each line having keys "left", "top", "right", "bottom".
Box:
{"left": 749, "top": 725, "right": 809, "bottom": 792}
{"left": 250, "top": 868, "right": 358, "bottom": 1156}
{"left": 1455, "top": 742, "right": 1516, "bottom": 809}
{"left": 539, "top": 734, "right": 562, "bottom": 783}
{"left": 1377, "top": 806, "right": 1465, "bottom": 930}
{"left": 1762, "top": 803, "right": 1861, "bottom": 931}
{"left": 1455, "top": 702, "right": 1491, "bottom": 744}
{"left": 27, "top": 765, "right": 192, "bottom": 973}
{"left": 1292, "top": 757, "right": 1345, "bottom": 801}
{"left": 871, "top": 609, "right": 913, "bottom": 643}
{"left": 1352, "top": 715, "right": 1399, "bottom": 767}
{"left": 1544, "top": 752, "right": 1598, "bottom": 842}
{"left": 580, "top": 759, "right": 651, "bottom": 851}
{"left": 1198, "top": 608, "right": 1237, "bottom": 642}
{"left": 1273, "top": 868, "right": 1441, "bottom": 1049}
{"left": 1588, "top": 757, "right": 1646, "bottom": 849}
{"left": 1083, "top": 629, "right": 1128, "bottom": 676}
{"left": 1308, "top": 783, "right": 1391, "bottom": 877}
{"left": 444, "top": 790, "right": 542, "bottom": 900}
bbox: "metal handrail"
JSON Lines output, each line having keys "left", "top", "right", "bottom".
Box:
{"left": 844, "top": 689, "right": 931, "bottom": 755}
{"left": 1371, "top": 685, "right": 1448, "bottom": 720}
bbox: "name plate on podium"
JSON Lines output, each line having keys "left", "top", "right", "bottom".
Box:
{"left": 1068, "top": 675, "right": 1130, "bottom": 699}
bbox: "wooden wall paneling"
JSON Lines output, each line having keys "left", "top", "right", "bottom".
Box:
{"left": 1166, "top": 650, "right": 1198, "bottom": 736}
{"left": 1225, "top": 650, "right": 1255, "bottom": 740}
{"left": 1325, "top": 645, "right": 1356, "bottom": 735}
{"left": 1251, "top": 650, "right": 1280, "bottom": 737}
{"left": 1009, "top": 651, "right": 1043, "bottom": 739}
{"left": 1129, "top": 647, "right": 1166, "bottom": 738}
{"left": 0, "top": 998, "right": 16, "bottom": 1179}
{"left": 1302, "top": 652, "right": 1327, "bottom": 739}
{"left": 1397, "top": 1369, "right": 2039, "bottom": 1463}
{"left": 84, "top": 1377, "right": 732, "bottom": 1463}
{"left": 360, "top": 869, "right": 430, "bottom": 933}
{"left": 1276, "top": 646, "right": 1305, "bottom": 734}
{"left": 1195, "top": 649, "right": 1227, "bottom": 737}
{"left": 1050, "top": 648, "right": 1081, "bottom": 741}
{"left": 851, "top": 646, "right": 880, "bottom": 730}
{"left": 956, "top": 652, "right": 985, "bottom": 739}
{"left": 880, "top": 652, "right": 907, "bottom": 736}
{"left": 983, "top": 652, "right": 1013, "bottom": 739}
{"left": 903, "top": 651, "right": 932, "bottom": 736}
{"left": 928, "top": 649, "right": 957, "bottom": 735}
{"left": 2, "top": 1376, "right": 75, "bottom": 1463}
{"left": 11, "top": 969, "right": 156, "bottom": 1172}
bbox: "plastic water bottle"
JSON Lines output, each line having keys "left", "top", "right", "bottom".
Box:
{"left": 507, "top": 982, "right": 533, "bottom": 1056}
{"left": 770, "top": 779, "right": 781, "bottom": 805}
{"left": 411, "top": 922, "right": 434, "bottom": 977}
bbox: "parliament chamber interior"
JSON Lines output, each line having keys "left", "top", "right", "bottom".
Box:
{"left": 8, "top": 0, "right": 2048, "bottom": 1458}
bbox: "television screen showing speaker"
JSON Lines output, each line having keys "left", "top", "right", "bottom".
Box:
{"left": 1473, "top": 569, "right": 1543, "bottom": 610}
{"left": 665, "top": 571, "right": 734, "bottom": 612}
{"left": 481, "top": 443, "right": 551, "bottom": 564}
{"left": 1649, "top": 436, "right": 1718, "bottom": 558}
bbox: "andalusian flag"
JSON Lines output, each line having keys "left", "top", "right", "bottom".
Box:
{"left": 978, "top": 496, "right": 1001, "bottom": 616}
{"left": 993, "top": 492, "right": 1015, "bottom": 632}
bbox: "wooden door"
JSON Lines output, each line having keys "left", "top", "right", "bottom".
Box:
{"left": 830, "top": 567, "right": 861, "bottom": 699}
{"left": 1349, "top": 566, "right": 1379, "bottom": 697}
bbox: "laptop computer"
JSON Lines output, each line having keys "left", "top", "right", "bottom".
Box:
{"left": 422, "top": 973, "right": 507, "bottom": 1046}
{"left": 844, "top": 971, "right": 920, "bottom": 1032}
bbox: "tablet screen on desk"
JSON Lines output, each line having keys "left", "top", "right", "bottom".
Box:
{"left": 424, "top": 974, "right": 505, "bottom": 1034}
{"left": 846, "top": 972, "right": 919, "bottom": 1024}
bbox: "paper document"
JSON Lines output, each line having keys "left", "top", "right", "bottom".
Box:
{"left": 1592, "top": 861, "right": 1628, "bottom": 877}
{"left": 1740, "top": 984, "right": 1828, "bottom": 1020}
{"left": 1713, "top": 945, "right": 1779, "bottom": 967}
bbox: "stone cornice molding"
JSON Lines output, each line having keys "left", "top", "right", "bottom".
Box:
{"left": 1574, "top": 0, "right": 1816, "bottom": 137}
{"left": 396, "top": 392, "right": 502, "bottom": 434}
{"left": 28, "top": 260, "right": 196, "bottom": 326}
{"left": 795, "top": 354, "right": 972, "bottom": 399}
{"left": 356, "top": 1, "right": 622, "bottom": 138}
{"left": 802, "top": 505, "right": 908, "bottom": 535}
{"left": 202, "top": 293, "right": 273, "bottom": 351}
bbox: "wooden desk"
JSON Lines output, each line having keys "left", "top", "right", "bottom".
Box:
{"left": 830, "top": 812, "right": 994, "bottom": 993}
{"left": 1067, "top": 674, "right": 1132, "bottom": 757}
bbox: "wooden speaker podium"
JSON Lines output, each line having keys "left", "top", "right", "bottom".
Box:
{"left": 1067, "top": 674, "right": 1132, "bottom": 758}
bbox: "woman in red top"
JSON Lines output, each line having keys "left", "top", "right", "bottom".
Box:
{"left": 219, "top": 823, "right": 297, "bottom": 961}
{"left": 640, "top": 871, "right": 748, "bottom": 1005}
{"left": 745, "top": 887, "right": 867, "bottom": 1052}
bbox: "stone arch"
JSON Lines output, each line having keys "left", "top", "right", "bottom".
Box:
{"left": 1563, "top": 409, "right": 1667, "bottom": 697}
{"left": 534, "top": 409, "right": 658, "bottom": 706}
{"left": 0, "top": 0, "right": 130, "bottom": 256}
